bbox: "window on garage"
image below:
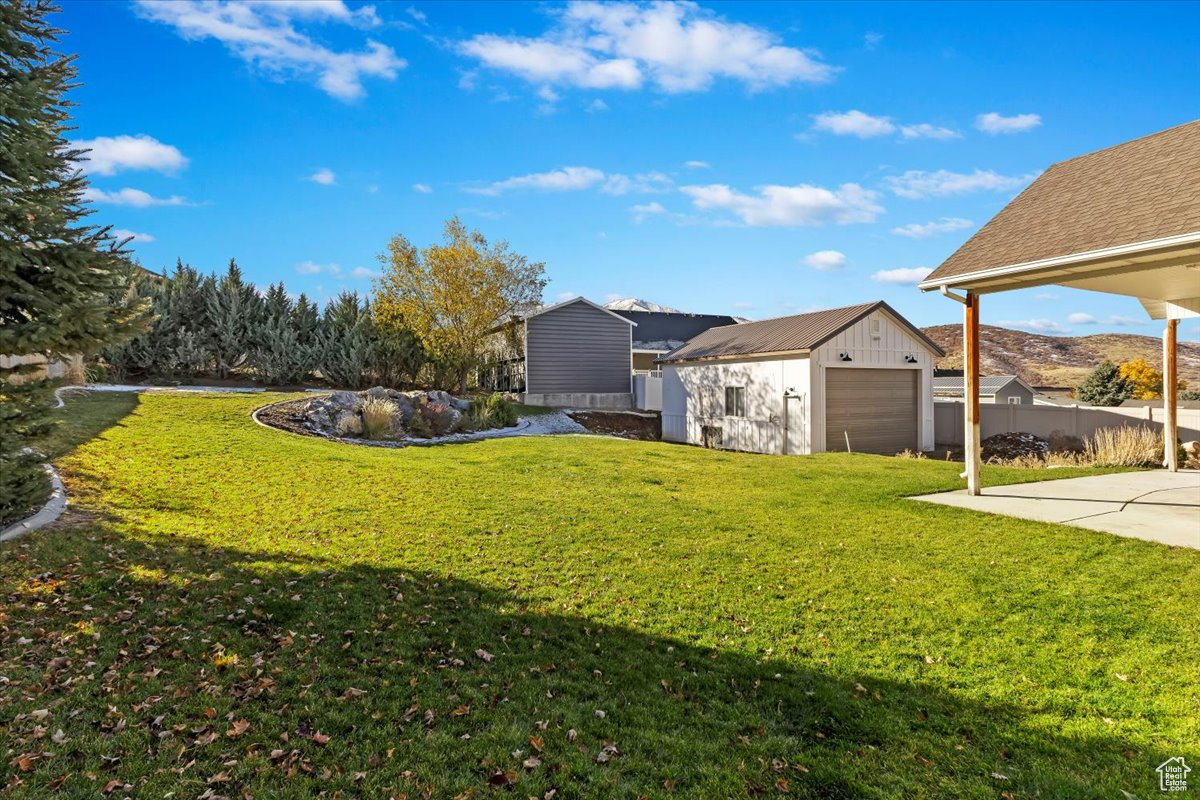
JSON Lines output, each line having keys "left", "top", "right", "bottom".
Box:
{"left": 725, "top": 386, "right": 746, "bottom": 417}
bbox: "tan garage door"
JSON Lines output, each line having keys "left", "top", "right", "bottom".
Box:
{"left": 824, "top": 368, "right": 918, "bottom": 455}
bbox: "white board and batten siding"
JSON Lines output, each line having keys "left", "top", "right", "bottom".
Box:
{"left": 808, "top": 309, "right": 935, "bottom": 453}
{"left": 662, "top": 307, "right": 937, "bottom": 455}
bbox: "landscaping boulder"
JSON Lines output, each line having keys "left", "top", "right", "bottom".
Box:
{"left": 298, "top": 387, "right": 490, "bottom": 441}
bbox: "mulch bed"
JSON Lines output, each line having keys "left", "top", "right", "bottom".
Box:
{"left": 567, "top": 411, "right": 661, "bottom": 441}
{"left": 254, "top": 397, "right": 319, "bottom": 437}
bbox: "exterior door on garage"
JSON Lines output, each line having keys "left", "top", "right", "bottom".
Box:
{"left": 824, "top": 368, "right": 918, "bottom": 455}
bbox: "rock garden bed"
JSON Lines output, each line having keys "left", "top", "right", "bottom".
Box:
{"left": 255, "top": 387, "right": 525, "bottom": 447}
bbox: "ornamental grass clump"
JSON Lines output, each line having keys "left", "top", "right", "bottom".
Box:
{"left": 360, "top": 397, "right": 397, "bottom": 440}
{"left": 1084, "top": 426, "right": 1163, "bottom": 467}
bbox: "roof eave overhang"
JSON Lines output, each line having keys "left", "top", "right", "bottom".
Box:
{"left": 659, "top": 348, "right": 812, "bottom": 366}
{"left": 918, "top": 231, "right": 1200, "bottom": 294}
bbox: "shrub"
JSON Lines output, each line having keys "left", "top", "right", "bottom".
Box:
{"left": 420, "top": 402, "right": 457, "bottom": 437}
{"left": 361, "top": 397, "right": 397, "bottom": 440}
{"left": 1084, "top": 426, "right": 1163, "bottom": 467}
{"left": 1047, "top": 429, "right": 1084, "bottom": 453}
{"left": 406, "top": 410, "right": 432, "bottom": 438}
{"left": 467, "top": 394, "right": 518, "bottom": 430}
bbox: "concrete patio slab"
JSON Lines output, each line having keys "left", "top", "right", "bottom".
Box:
{"left": 911, "top": 470, "right": 1200, "bottom": 549}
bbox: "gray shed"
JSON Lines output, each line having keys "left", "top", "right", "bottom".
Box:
{"left": 933, "top": 375, "right": 1035, "bottom": 404}
{"left": 522, "top": 297, "right": 635, "bottom": 408}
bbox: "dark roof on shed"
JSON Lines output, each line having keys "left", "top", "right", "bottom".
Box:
{"left": 923, "top": 120, "right": 1200, "bottom": 286}
{"left": 610, "top": 309, "right": 740, "bottom": 351}
{"left": 659, "top": 301, "right": 944, "bottom": 364}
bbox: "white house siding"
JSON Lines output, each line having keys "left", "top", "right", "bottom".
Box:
{"left": 662, "top": 307, "right": 937, "bottom": 455}
{"left": 808, "top": 308, "right": 935, "bottom": 452}
{"left": 662, "top": 356, "right": 811, "bottom": 454}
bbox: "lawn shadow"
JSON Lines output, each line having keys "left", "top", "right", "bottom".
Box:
{"left": 1, "top": 524, "right": 1182, "bottom": 799}
{"left": 40, "top": 389, "right": 141, "bottom": 459}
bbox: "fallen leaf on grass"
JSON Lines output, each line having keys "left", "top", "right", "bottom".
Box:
{"left": 225, "top": 720, "right": 251, "bottom": 738}
{"left": 311, "top": 731, "right": 330, "bottom": 746}
{"left": 475, "top": 649, "right": 494, "bottom": 662}
{"left": 487, "top": 769, "right": 517, "bottom": 788}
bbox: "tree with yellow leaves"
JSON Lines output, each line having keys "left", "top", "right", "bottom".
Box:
{"left": 1118, "top": 358, "right": 1188, "bottom": 400}
{"left": 373, "top": 217, "right": 546, "bottom": 392}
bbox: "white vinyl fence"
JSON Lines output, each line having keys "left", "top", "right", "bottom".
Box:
{"left": 633, "top": 373, "right": 662, "bottom": 411}
{"left": 934, "top": 400, "right": 1200, "bottom": 445}
{"left": 0, "top": 353, "right": 84, "bottom": 385}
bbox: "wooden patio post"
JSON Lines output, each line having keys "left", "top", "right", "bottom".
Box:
{"left": 964, "top": 292, "right": 982, "bottom": 495}
{"left": 1164, "top": 318, "right": 1178, "bottom": 472}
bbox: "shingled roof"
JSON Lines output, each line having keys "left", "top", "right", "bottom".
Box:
{"left": 922, "top": 120, "right": 1200, "bottom": 286}
{"left": 659, "top": 301, "right": 944, "bottom": 364}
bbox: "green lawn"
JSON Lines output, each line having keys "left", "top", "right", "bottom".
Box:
{"left": 2, "top": 392, "right": 1197, "bottom": 799}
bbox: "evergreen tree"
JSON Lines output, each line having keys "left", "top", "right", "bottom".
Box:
{"left": 1077, "top": 361, "right": 1133, "bottom": 406}
{"left": 0, "top": 0, "right": 148, "bottom": 522}
{"left": 252, "top": 282, "right": 316, "bottom": 385}
{"left": 205, "top": 259, "right": 260, "bottom": 378}
{"left": 319, "top": 292, "right": 375, "bottom": 389}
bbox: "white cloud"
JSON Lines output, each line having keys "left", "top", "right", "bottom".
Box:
{"left": 468, "top": 166, "right": 605, "bottom": 195}
{"left": 81, "top": 187, "right": 188, "bottom": 207}
{"left": 586, "top": 98, "right": 609, "bottom": 112}
{"left": 295, "top": 260, "right": 342, "bottom": 277}
{"left": 405, "top": 6, "right": 427, "bottom": 24}
{"left": 864, "top": 31, "right": 883, "bottom": 49}
{"left": 732, "top": 301, "right": 754, "bottom": 310}
{"left": 812, "top": 111, "right": 959, "bottom": 141}
{"left": 459, "top": 1, "right": 835, "bottom": 95}
{"left": 812, "top": 110, "right": 894, "bottom": 138}
{"left": 630, "top": 201, "right": 667, "bottom": 223}
{"left": 555, "top": 291, "right": 580, "bottom": 302}
{"left": 412, "top": 183, "right": 432, "bottom": 193}
{"left": 680, "top": 182, "right": 882, "bottom": 227}
{"left": 804, "top": 250, "right": 847, "bottom": 270}
{"left": 134, "top": 0, "right": 404, "bottom": 101}
{"left": 976, "top": 112, "right": 1042, "bottom": 134}
{"left": 110, "top": 228, "right": 155, "bottom": 243}
{"left": 1068, "top": 312, "right": 1143, "bottom": 326}
{"left": 899, "top": 123, "right": 960, "bottom": 140}
{"left": 308, "top": 168, "right": 336, "bottom": 185}
{"left": 467, "top": 166, "right": 671, "bottom": 197}
{"left": 684, "top": 160, "right": 710, "bottom": 169}
{"left": 537, "top": 85, "right": 561, "bottom": 103}
{"left": 891, "top": 217, "right": 973, "bottom": 238}
{"left": 998, "top": 318, "right": 1070, "bottom": 334}
{"left": 884, "top": 168, "right": 1032, "bottom": 199}
{"left": 72, "top": 134, "right": 187, "bottom": 176}
{"left": 602, "top": 171, "right": 672, "bottom": 195}
{"left": 1034, "top": 292, "right": 1058, "bottom": 301}
{"left": 350, "top": 266, "right": 379, "bottom": 279}
{"left": 871, "top": 266, "right": 933, "bottom": 285}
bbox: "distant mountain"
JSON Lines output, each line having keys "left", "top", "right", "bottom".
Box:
{"left": 921, "top": 324, "right": 1200, "bottom": 388}
{"left": 604, "top": 297, "right": 683, "bottom": 314}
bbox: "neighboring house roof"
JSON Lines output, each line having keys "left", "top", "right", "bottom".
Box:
{"left": 922, "top": 120, "right": 1200, "bottom": 287}
{"left": 659, "top": 301, "right": 945, "bottom": 364}
{"left": 933, "top": 375, "right": 1035, "bottom": 396}
{"left": 603, "top": 297, "right": 683, "bottom": 313}
{"left": 610, "top": 309, "right": 741, "bottom": 352}
{"left": 491, "top": 296, "right": 637, "bottom": 331}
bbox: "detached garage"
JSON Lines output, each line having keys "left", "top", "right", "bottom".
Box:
{"left": 659, "top": 301, "right": 944, "bottom": 455}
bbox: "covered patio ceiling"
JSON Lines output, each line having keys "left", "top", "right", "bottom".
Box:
{"left": 921, "top": 120, "right": 1200, "bottom": 493}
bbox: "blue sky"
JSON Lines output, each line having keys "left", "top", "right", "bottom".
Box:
{"left": 62, "top": 0, "right": 1199, "bottom": 337}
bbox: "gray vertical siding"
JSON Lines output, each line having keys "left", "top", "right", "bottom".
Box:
{"left": 991, "top": 383, "right": 1034, "bottom": 404}
{"left": 526, "top": 302, "right": 632, "bottom": 394}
